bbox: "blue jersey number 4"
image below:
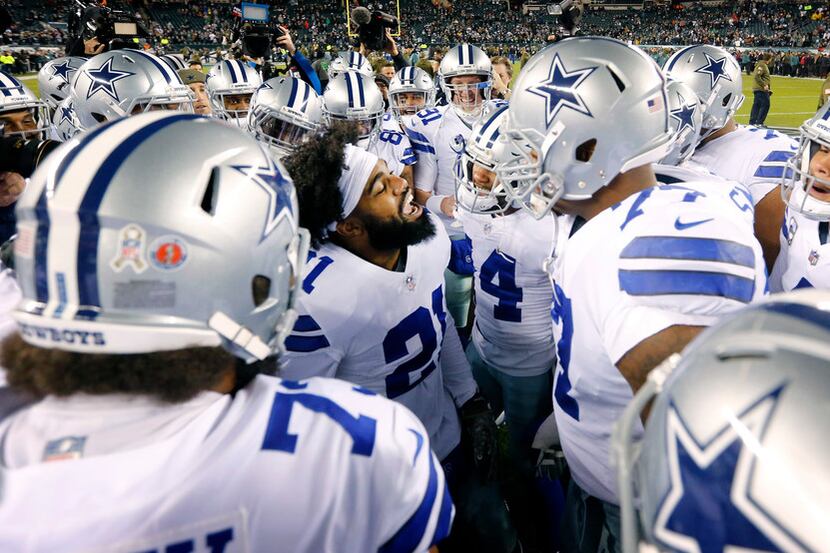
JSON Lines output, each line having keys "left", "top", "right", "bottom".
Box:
{"left": 479, "top": 250, "right": 523, "bottom": 322}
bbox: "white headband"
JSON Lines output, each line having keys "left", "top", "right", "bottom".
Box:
{"left": 327, "top": 144, "right": 379, "bottom": 231}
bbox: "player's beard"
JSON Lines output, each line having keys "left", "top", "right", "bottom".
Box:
{"left": 362, "top": 211, "right": 436, "bottom": 251}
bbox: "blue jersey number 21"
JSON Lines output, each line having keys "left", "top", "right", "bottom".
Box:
{"left": 383, "top": 286, "right": 448, "bottom": 399}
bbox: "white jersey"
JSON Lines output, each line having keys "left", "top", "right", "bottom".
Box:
{"left": 406, "top": 102, "right": 505, "bottom": 234}
{"left": 691, "top": 125, "right": 798, "bottom": 205}
{"left": 281, "top": 214, "right": 477, "bottom": 460}
{"left": 551, "top": 180, "right": 767, "bottom": 504}
{"left": 458, "top": 208, "right": 558, "bottom": 376}
{"left": 770, "top": 207, "right": 830, "bottom": 291}
{"left": 0, "top": 375, "right": 452, "bottom": 552}
{"left": 362, "top": 113, "right": 416, "bottom": 177}
{"left": 0, "top": 267, "right": 21, "bottom": 387}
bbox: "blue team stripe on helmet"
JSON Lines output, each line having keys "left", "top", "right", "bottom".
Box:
{"left": 379, "top": 448, "right": 443, "bottom": 553}
{"left": 356, "top": 74, "right": 366, "bottom": 107}
{"left": 236, "top": 60, "right": 249, "bottom": 83}
{"left": 287, "top": 77, "right": 299, "bottom": 109}
{"left": 224, "top": 60, "right": 239, "bottom": 84}
{"left": 33, "top": 116, "right": 134, "bottom": 309}
{"left": 665, "top": 45, "right": 698, "bottom": 71}
{"left": 130, "top": 49, "right": 175, "bottom": 84}
{"left": 620, "top": 236, "right": 755, "bottom": 268}
{"left": 619, "top": 269, "right": 755, "bottom": 303}
{"left": 300, "top": 80, "right": 310, "bottom": 109}
{"left": 0, "top": 72, "right": 22, "bottom": 96}
{"left": 456, "top": 45, "right": 465, "bottom": 65}
{"left": 345, "top": 72, "right": 355, "bottom": 107}
{"left": 74, "top": 114, "right": 201, "bottom": 319}
{"left": 477, "top": 105, "right": 507, "bottom": 149}
{"left": 467, "top": 44, "right": 474, "bottom": 65}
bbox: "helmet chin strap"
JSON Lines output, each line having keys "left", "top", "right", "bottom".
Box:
{"left": 208, "top": 311, "right": 272, "bottom": 361}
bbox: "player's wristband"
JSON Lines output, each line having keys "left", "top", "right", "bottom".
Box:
{"left": 425, "top": 194, "right": 449, "bottom": 217}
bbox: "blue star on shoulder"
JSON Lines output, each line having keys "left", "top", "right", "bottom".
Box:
{"left": 527, "top": 53, "right": 597, "bottom": 127}
{"left": 232, "top": 162, "right": 294, "bottom": 242}
{"left": 694, "top": 53, "right": 733, "bottom": 89}
{"left": 653, "top": 386, "right": 804, "bottom": 553}
{"left": 670, "top": 98, "right": 696, "bottom": 134}
{"left": 51, "top": 60, "right": 77, "bottom": 85}
{"left": 85, "top": 58, "right": 134, "bottom": 102}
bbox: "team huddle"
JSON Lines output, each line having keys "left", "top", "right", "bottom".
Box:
{"left": 0, "top": 30, "right": 827, "bottom": 553}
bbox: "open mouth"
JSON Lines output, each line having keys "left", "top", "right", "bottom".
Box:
{"left": 401, "top": 188, "right": 421, "bottom": 218}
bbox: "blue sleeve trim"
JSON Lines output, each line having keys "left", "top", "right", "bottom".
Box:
{"left": 379, "top": 452, "right": 445, "bottom": 553}
{"left": 620, "top": 236, "right": 756, "bottom": 268}
{"left": 284, "top": 333, "right": 330, "bottom": 353}
{"left": 291, "top": 51, "right": 322, "bottom": 95}
{"left": 619, "top": 269, "right": 755, "bottom": 303}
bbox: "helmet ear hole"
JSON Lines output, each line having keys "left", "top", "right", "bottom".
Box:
{"left": 200, "top": 168, "right": 219, "bottom": 215}
{"left": 576, "top": 139, "right": 597, "bottom": 162}
{"left": 722, "top": 93, "right": 732, "bottom": 107}
{"left": 252, "top": 275, "right": 272, "bottom": 307}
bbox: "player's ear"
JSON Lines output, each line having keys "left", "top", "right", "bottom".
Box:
{"left": 334, "top": 216, "right": 364, "bottom": 239}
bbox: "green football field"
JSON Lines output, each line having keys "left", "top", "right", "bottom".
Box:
{"left": 16, "top": 71, "right": 824, "bottom": 130}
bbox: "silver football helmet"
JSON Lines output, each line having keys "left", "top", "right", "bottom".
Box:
{"left": 497, "top": 37, "right": 673, "bottom": 218}
{"left": 438, "top": 43, "right": 493, "bottom": 123}
{"left": 389, "top": 66, "right": 436, "bottom": 127}
{"left": 14, "top": 112, "right": 308, "bottom": 362}
{"left": 37, "top": 56, "right": 86, "bottom": 113}
{"left": 327, "top": 51, "right": 373, "bottom": 80}
{"left": 660, "top": 79, "right": 703, "bottom": 166}
{"left": 323, "top": 71, "right": 385, "bottom": 144}
{"left": 782, "top": 101, "right": 830, "bottom": 220}
{"left": 454, "top": 105, "right": 519, "bottom": 214}
{"left": 663, "top": 45, "right": 744, "bottom": 139}
{"left": 613, "top": 290, "right": 830, "bottom": 553}
{"left": 71, "top": 49, "right": 194, "bottom": 131}
{"left": 205, "top": 59, "right": 263, "bottom": 125}
{"left": 247, "top": 76, "right": 324, "bottom": 159}
{"left": 160, "top": 53, "right": 188, "bottom": 72}
{"left": 49, "top": 97, "right": 80, "bottom": 142}
{"left": 0, "top": 72, "right": 50, "bottom": 140}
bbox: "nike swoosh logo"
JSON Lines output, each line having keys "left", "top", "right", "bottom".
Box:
{"left": 674, "top": 217, "right": 714, "bottom": 230}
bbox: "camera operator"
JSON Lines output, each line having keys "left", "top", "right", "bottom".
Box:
{"left": 66, "top": 1, "right": 148, "bottom": 57}
{"left": 273, "top": 26, "right": 322, "bottom": 95}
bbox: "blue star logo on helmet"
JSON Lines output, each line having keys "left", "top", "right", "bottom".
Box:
{"left": 232, "top": 162, "right": 294, "bottom": 242}
{"left": 654, "top": 385, "right": 803, "bottom": 553}
{"left": 59, "top": 104, "right": 75, "bottom": 124}
{"left": 51, "top": 60, "right": 77, "bottom": 85}
{"left": 694, "top": 53, "right": 733, "bottom": 89}
{"left": 670, "top": 98, "right": 696, "bottom": 134}
{"left": 527, "top": 53, "right": 597, "bottom": 127}
{"left": 85, "top": 58, "right": 135, "bottom": 102}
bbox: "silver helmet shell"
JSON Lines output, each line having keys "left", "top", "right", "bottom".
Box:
{"left": 660, "top": 79, "right": 704, "bottom": 166}
{"left": 613, "top": 290, "right": 830, "bottom": 553}
{"left": 663, "top": 45, "right": 744, "bottom": 139}
{"left": 0, "top": 72, "right": 50, "bottom": 139}
{"left": 247, "top": 76, "right": 324, "bottom": 159}
{"left": 205, "top": 59, "right": 263, "bottom": 124}
{"left": 782, "top": 101, "right": 830, "bottom": 220}
{"left": 327, "top": 51, "right": 373, "bottom": 81}
{"left": 13, "top": 112, "right": 308, "bottom": 362}
{"left": 37, "top": 56, "right": 86, "bottom": 112}
{"left": 438, "top": 43, "right": 493, "bottom": 123}
{"left": 72, "top": 49, "right": 194, "bottom": 131}
{"left": 323, "top": 71, "right": 385, "bottom": 144}
{"left": 50, "top": 96, "right": 81, "bottom": 142}
{"left": 160, "top": 53, "right": 188, "bottom": 72}
{"left": 497, "top": 37, "right": 673, "bottom": 218}
{"left": 454, "top": 105, "right": 518, "bottom": 215}
{"left": 389, "top": 66, "right": 436, "bottom": 127}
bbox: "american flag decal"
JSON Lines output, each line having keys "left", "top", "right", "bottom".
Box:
{"left": 647, "top": 95, "right": 663, "bottom": 113}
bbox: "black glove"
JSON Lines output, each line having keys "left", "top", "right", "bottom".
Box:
{"left": 459, "top": 393, "right": 499, "bottom": 482}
